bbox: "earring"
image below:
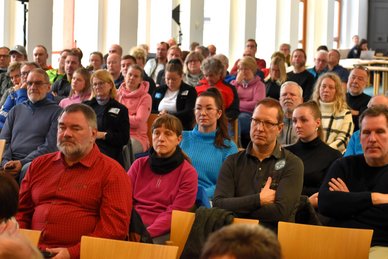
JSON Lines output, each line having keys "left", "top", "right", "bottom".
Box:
{"left": 316, "top": 127, "right": 319, "bottom": 131}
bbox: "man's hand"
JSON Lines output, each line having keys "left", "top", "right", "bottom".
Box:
{"left": 46, "top": 247, "right": 70, "bottom": 259}
{"left": 3, "top": 160, "right": 22, "bottom": 177}
{"left": 328, "top": 177, "right": 349, "bottom": 192}
{"left": 96, "top": 131, "right": 107, "bottom": 140}
{"left": 260, "top": 177, "right": 276, "bottom": 206}
{"left": 309, "top": 192, "right": 319, "bottom": 208}
{"left": 159, "top": 110, "right": 168, "bottom": 116}
{"left": 371, "top": 193, "right": 388, "bottom": 205}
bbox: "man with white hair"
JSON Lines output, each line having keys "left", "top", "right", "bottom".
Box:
{"left": 279, "top": 81, "right": 304, "bottom": 146}
{"left": 307, "top": 50, "right": 328, "bottom": 81}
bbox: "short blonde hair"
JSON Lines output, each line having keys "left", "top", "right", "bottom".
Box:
{"left": 129, "top": 47, "right": 147, "bottom": 65}
{"left": 90, "top": 69, "right": 117, "bottom": 99}
{"left": 238, "top": 56, "right": 257, "bottom": 74}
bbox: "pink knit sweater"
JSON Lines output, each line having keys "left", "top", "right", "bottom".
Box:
{"left": 117, "top": 81, "right": 152, "bottom": 151}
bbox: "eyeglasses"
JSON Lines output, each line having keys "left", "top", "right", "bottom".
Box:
{"left": 251, "top": 118, "right": 279, "bottom": 129}
{"left": 92, "top": 81, "right": 106, "bottom": 88}
{"left": 26, "top": 81, "right": 49, "bottom": 87}
{"left": 194, "top": 107, "right": 219, "bottom": 114}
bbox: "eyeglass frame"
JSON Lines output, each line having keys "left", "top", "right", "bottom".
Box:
{"left": 250, "top": 117, "right": 281, "bottom": 129}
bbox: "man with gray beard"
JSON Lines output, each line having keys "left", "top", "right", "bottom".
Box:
{"left": 16, "top": 103, "right": 132, "bottom": 259}
{"left": 278, "top": 81, "right": 303, "bottom": 146}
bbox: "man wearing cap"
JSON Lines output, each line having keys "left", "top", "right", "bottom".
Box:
{"left": 9, "top": 45, "right": 28, "bottom": 62}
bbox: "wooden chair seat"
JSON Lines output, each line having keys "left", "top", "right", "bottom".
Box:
{"left": 80, "top": 236, "right": 178, "bottom": 259}
{"left": 278, "top": 221, "right": 373, "bottom": 259}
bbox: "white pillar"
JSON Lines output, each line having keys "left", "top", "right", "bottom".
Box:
{"left": 119, "top": 0, "right": 138, "bottom": 53}
{"left": 181, "top": 0, "right": 204, "bottom": 50}
{"left": 28, "top": 0, "right": 53, "bottom": 62}
{"left": 230, "top": 0, "right": 257, "bottom": 66}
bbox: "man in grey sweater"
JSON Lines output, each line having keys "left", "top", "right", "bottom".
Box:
{"left": 0, "top": 68, "right": 62, "bottom": 182}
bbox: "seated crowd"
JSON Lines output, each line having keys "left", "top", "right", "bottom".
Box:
{"left": 0, "top": 39, "right": 387, "bottom": 259}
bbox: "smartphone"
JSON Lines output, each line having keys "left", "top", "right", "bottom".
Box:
{"left": 40, "top": 250, "right": 55, "bottom": 258}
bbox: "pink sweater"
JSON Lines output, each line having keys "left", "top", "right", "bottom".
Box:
{"left": 231, "top": 76, "right": 266, "bottom": 113}
{"left": 59, "top": 93, "right": 91, "bottom": 108}
{"left": 117, "top": 81, "right": 152, "bottom": 151}
{"left": 128, "top": 156, "right": 198, "bottom": 237}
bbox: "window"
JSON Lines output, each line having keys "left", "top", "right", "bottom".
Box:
{"left": 333, "top": 0, "right": 341, "bottom": 49}
{"left": 298, "top": 0, "right": 307, "bottom": 49}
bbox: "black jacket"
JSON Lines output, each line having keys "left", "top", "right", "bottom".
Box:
{"left": 152, "top": 82, "right": 197, "bottom": 130}
{"left": 84, "top": 98, "right": 129, "bottom": 167}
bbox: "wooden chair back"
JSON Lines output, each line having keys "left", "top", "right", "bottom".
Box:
{"left": 147, "top": 113, "right": 159, "bottom": 145}
{"left": 80, "top": 236, "right": 178, "bottom": 259}
{"left": 278, "top": 221, "right": 373, "bottom": 259}
{"left": 168, "top": 210, "right": 259, "bottom": 259}
{"left": 0, "top": 139, "right": 6, "bottom": 164}
{"left": 18, "top": 229, "right": 41, "bottom": 246}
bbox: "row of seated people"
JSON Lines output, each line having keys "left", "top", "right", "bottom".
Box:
{"left": 0, "top": 48, "right": 374, "bottom": 188}
{"left": 0, "top": 43, "right": 386, "bottom": 258}
{"left": 0, "top": 96, "right": 386, "bottom": 258}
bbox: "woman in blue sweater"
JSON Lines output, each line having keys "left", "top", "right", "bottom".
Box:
{"left": 180, "top": 88, "right": 238, "bottom": 199}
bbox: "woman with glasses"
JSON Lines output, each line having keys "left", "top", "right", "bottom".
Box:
{"left": 84, "top": 69, "right": 129, "bottom": 167}
{"left": 183, "top": 51, "right": 204, "bottom": 87}
{"left": 152, "top": 59, "right": 197, "bottom": 130}
{"left": 311, "top": 72, "right": 354, "bottom": 153}
{"left": 286, "top": 101, "right": 341, "bottom": 208}
{"left": 180, "top": 88, "right": 238, "bottom": 199}
{"left": 231, "top": 56, "right": 266, "bottom": 148}
{"left": 128, "top": 114, "right": 197, "bottom": 243}
{"left": 59, "top": 68, "right": 91, "bottom": 108}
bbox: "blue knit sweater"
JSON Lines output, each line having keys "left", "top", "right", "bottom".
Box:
{"left": 180, "top": 126, "right": 238, "bottom": 198}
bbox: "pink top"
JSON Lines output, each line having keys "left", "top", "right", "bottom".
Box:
{"left": 59, "top": 93, "right": 91, "bottom": 108}
{"left": 117, "top": 81, "right": 152, "bottom": 151}
{"left": 128, "top": 156, "right": 197, "bottom": 237}
{"left": 231, "top": 76, "right": 266, "bottom": 113}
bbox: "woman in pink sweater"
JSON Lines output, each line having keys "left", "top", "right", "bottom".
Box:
{"left": 59, "top": 68, "right": 91, "bottom": 108}
{"left": 128, "top": 114, "right": 197, "bottom": 243}
{"left": 231, "top": 56, "right": 266, "bottom": 147}
{"left": 117, "top": 65, "right": 152, "bottom": 154}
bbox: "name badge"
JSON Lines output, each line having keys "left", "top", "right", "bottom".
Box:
{"left": 274, "top": 159, "right": 286, "bottom": 170}
{"left": 181, "top": 90, "right": 189, "bottom": 96}
{"left": 108, "top": 108, "right": 120, "bottom": 115}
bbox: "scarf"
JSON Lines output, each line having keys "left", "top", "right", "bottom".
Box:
{"left": 149, "top": 146, "right": 184, "bottom": 174}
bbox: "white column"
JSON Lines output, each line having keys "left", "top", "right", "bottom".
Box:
{"left": 119, "top": 0, "right": 138, "bottom": 54}
{"left": 275, "top": 0, "right": 299, "bottom": 52}
{"left": 230, "top": 0, "right": 257, "bottom": 65}
{"left": 181, "top": 0, "right": 204, "bottom": 50}
{"left": 305, "top": 0, "right": 335, "bottom": 63}
{"left": 28, "top": 0, "right": 53, "bottom": 62}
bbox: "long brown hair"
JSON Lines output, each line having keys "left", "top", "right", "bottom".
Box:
{"left": 198, "top": 88, "right": 231, "bottom": 148}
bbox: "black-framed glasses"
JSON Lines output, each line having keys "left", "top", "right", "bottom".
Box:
{"left": 26, "top": 81, "right": 48, "bottom": 87}
{"left": 251, "top": 118, "right": 279, "bottom": 129}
